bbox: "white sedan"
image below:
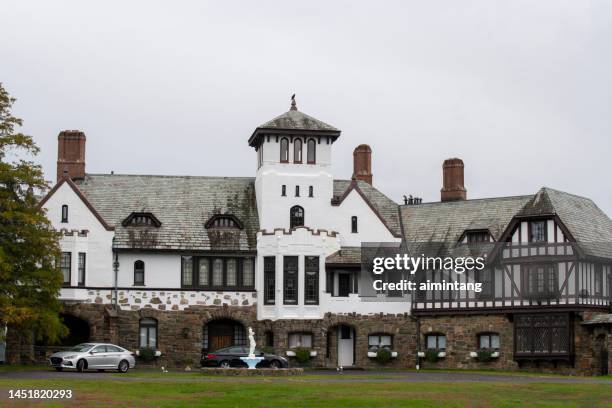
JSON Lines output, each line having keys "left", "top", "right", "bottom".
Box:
{"left": 49, "top": 343, "right": 136, "bottom": 373}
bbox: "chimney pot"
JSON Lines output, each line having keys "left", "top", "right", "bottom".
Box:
{"left": 57, "top": 130, "right": 86, "bottom": 183}
{"left": 352, "top": 144, "right": 373, "bottom": 185}
{"left": 441, "top": 158, "right": 466, "bottom": 201}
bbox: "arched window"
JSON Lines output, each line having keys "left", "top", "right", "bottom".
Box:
{"left": 293, "top": 138, "right": 302, "bottom": 163}
{"left": 351, "top": 216, "right": 358, "bottom": 233}
{"left": 139, "top": 318, "right": 157, "bottom": 348}
{"left": 134, "top": 260, "right": 145, "bottom": 285}
{"left": 307, "top": 139, "right": 316, "bottom": 164}
{"left": 280, "top": 138, "right": 289, "bottom": 163}
{"left": 61, "top": 205, "right": 68, "bottom": 223}
{"left": 290, "top": 205, "right": 304, "bottom": 229}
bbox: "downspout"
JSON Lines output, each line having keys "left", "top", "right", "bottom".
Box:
{"left": 112, "top": 237, "right": 119, "bottom": 311}
{"left": 415, "top": 316, "right": 421, "bottom": 370}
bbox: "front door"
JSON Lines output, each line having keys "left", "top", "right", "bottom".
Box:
{"left": 337, "top": 325, "right": 354, "bottom": 367}
{"left": 338, "top": 274, "right": 351, "bottom": 297}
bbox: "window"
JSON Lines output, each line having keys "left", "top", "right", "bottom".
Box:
{"left": 281, "top": 185, "right": 286, "bottom": 197}
{"left": 288, "top": 332, "right": 312, "bottom": 348}
{"left": 478, "top": 333, "right": 500, "bottom": 350}
{"left": 529, "top": 220, "right": 547, "bottom": 243}
{"left": 280, "top": 138, "right": 289, "bottom": 163}
{"left": 293, "top": 138, "right": 302, "bottom": 163}
{"left": 305, "top": 256, "right": 319, "bottom": 305}
{"left": 476, "top": 268, "right": 493, "bottom": 299}
{"left": 351, "top": 216, "right": 358, "bottom": 233}
{"left": 264, "top": 330, "right": 274, "bottom": 347}
{"left": 425, "top": 334, "right": 446, "bottom": 350}
{"left": 139, "top": 318, "right": 158, "bottom": 349}
{"left": 264, "top": 256, "right": 276, "bottom": 305}
{"left": 307, "top": 139, "right": 316, "bottom": 164}
{"left": 134, "top": 260, "right": 145, "bottom": 285}
{"left": 283, "top": 256, "right": 298, "bottom": 305}
{"left": 212, "top": 259, "right": 223, "bottom": 287}
{"left": 243, "top": 259, "right": 254, "bottom": 287}
{"left": 122, "top": 212, "right": 161, "bottom": 227}
{"left": 368, "top": 334, "right": 392, "bottom": 349}
{"left": 290, "top": 206, "right": 304, "bottom": 229}
{"left": 595, "top": 264, "right": 603, "bottom": 296}
{"left": 181, "top": 256, "right": 255, "bottom": 289}
{"left": 61, "top": 205, "right": 68, "bottom": 223}
{"left": 522, "top": 264, "right": 558, "bottom": 298}
{"left": 181, "top": 256, "right": 193, "bottom": 286}
{"left": 295, "top": 185, "right": 300, "bottom": 197}
{"left": 515, "top": 313, "right": 570, "bottom": 356}
{"left": 466, "top": 230, "right": 489, "bottom": 243}
{"left": 226, "top": 259, "right": 237, "bottom": 287}
{"left": 60, "top": 252, "right": 71, "bottom": 286}
{"left": 308, "top": 186, "right": 313, "bottom": 197}
{"left": 205, "top": 215, "right": 243, "bottom": 229}
{"left": 198, "top": 258, "right": 209, "bottom": 286}
{"left": 77, "top": 252, "right": 86, "bottom": 286}
{"left": 257, "top": 144, "right": 263, "bottom": 168}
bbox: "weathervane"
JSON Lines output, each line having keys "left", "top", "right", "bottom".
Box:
{"left": 290, "top": 94, "right": 297, "bottom": 111}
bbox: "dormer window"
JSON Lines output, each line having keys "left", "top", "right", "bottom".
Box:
{"left": 205, "top": 214, "right": 244, "bottom": 229}
{"left": 466, "top": 230, "right": 490, "bottom": 243}
{"left": 529, "top": 220, "right": 547, "bottom": 243}
{"left": 122, "top": 212, "right": 162, "bottom": 227}
{"left": 294, "top": 138, "right": 302, "bottom": 163}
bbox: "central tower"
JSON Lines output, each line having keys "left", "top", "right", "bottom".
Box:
{"left": 249, "top": 97, "right": 341, "bottom": 231}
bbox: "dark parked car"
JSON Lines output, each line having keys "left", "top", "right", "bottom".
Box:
{"left": 201, "top": 346, "right": 288, "bottom": 368}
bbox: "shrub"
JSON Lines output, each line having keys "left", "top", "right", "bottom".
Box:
{"left": 425, "top": 349, "right": 439, "bottom": 363}
{"left": 477, "top": 349, "right": 493, "bottom": 362}
{"left": 293, "top": 347, "right": 311, "bottom": 364}
{"left": 138, "top": 347, "right": 156, "bottom": 363}
{"left": 375, "top": 348, "right": 392, "bottom": 364}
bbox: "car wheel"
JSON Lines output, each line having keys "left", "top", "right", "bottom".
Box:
{"left": 76, "top": 359, "right": 86, "bottom": 373}
{"left": 219, "top": 360, "right": 231, "bottom": 369}
{"left": 117, "top": 360, "right": 129, "bottom": 373}
{"left": 270, "top": 360, "right": 282, "bottom": 369}
{"left": 54, "top": 367, "right": 63, "bottom": 372}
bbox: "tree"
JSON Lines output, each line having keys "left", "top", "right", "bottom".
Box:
{"left": 0, "top": 83, "right": 66, "bottom": 347}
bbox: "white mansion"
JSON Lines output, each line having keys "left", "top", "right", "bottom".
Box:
{"left": 10, "top": 99, "right": 612, "bottom": 374}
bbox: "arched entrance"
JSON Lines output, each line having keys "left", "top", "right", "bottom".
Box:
{"left": 203, "top": 319, "right": 246, "bottom": 353}
{"left": 59, "top": 314, "right": 90, "bottom": 346}
{"left": 327, "top": 324, "right": 356, "bottom": 367}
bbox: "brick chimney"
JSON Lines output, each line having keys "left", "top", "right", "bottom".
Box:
{"left": 352, "top": 144, "right": 373, "bottom": 185}
{"left": 57, "top": 130, "right": 86, "bottom": 183}
{"left": 441, "top": 158, "right": 466, "bottom": 201}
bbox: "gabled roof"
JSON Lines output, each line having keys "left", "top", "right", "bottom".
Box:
{"left": 38, "top": 177, "right": 114, "bottom": 231}
{"left": 248, "top": 103, "right": 341, "bottom": 147}
{"left": 73, "top": 174, "right": 259, "bottom": 251}
{"left": 536, "top": 187, "right": 612, "bottom": 259}
{"left": 333, "top": 179, "right": 402, "bottom": 238}
{"left": 399, "top": 187, "right": 612, "bottom": 260}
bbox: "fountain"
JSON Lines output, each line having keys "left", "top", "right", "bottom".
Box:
{"left": 239, "top": 327, "right": 264, "bottom": 369}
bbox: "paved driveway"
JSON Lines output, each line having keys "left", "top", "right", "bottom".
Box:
{"left": 1, "top": 369, "right": 611, "bottom": 384}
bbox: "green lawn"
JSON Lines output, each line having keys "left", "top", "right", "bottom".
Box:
{"left": 0, "top": 374, "right": 611, "bottom": 407}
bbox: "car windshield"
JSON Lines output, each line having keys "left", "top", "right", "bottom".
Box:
{"left": 68, "top": 343, "right": 94, "bottom": 352}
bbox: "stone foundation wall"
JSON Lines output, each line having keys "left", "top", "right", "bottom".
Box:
{"left": 417, "top": 311, "right": 611, "bottom": 376}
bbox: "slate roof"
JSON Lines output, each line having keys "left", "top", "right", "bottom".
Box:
{"left": 248, "top": 106, "right": 341, "bottom": 146}
{"left": 399, "top": 187, "right": 612, "bottom": 260}
{"left": 74, "top": 174, "right": 259, "bottom": 251}
{"left": 326, "top": 247, "right": 362, "bottom": 265}
{"left": 333, "top": 179, "right": 402, "bottom": 237}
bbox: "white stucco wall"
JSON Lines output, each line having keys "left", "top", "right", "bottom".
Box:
{"left": 42, "top": 182, "right": 114, "bottom": 288}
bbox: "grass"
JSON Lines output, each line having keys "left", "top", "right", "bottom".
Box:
{"left": 0, "top": 368, "right": 611, "bottom": 407}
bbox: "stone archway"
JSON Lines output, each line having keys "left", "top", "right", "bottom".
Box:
{"left": 203, "top": 319, "right": 246, "bottom": 353}
{"left": 33, "top": 313, "right": 91, "bottom": 362}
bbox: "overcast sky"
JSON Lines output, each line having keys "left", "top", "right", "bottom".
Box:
{"left": 2, "top": 1, "right": 611, "bottom": 216}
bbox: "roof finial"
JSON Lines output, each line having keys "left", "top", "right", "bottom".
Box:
{"left": 290, "top": 94, "right": 297, "bottom": 111}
